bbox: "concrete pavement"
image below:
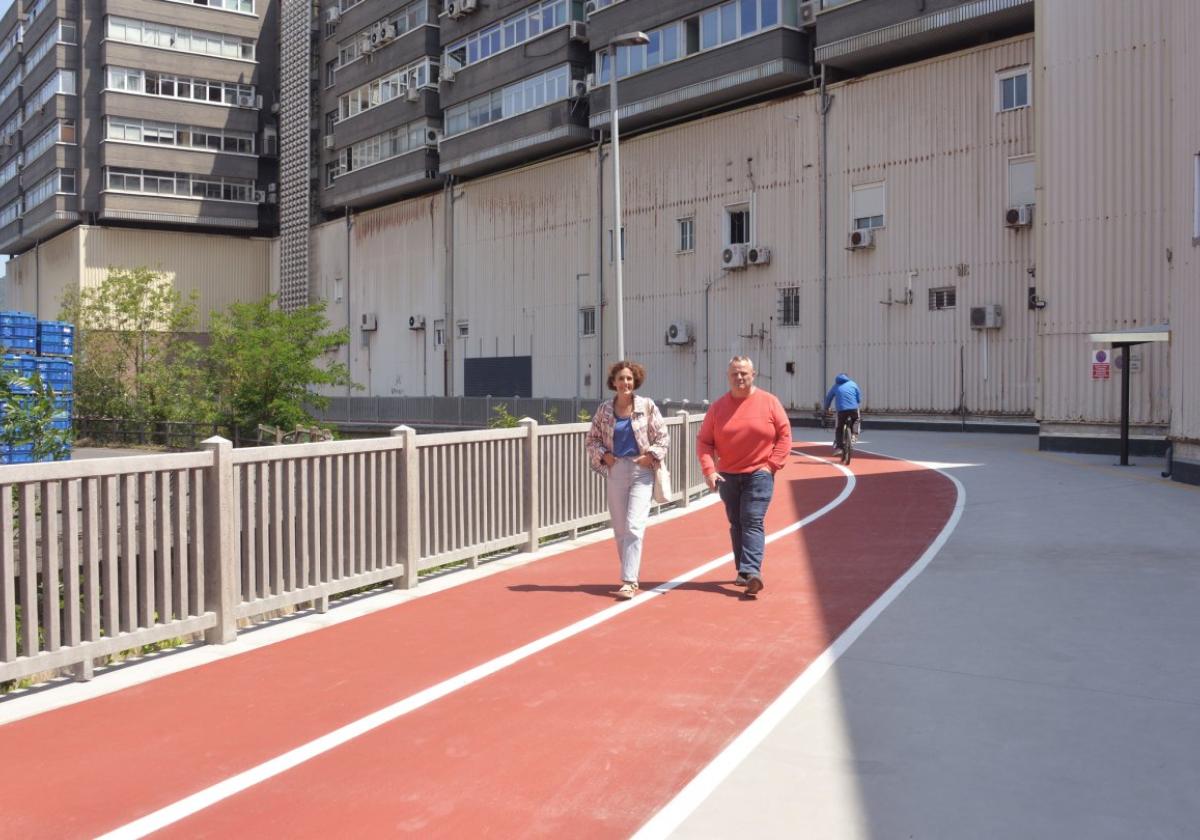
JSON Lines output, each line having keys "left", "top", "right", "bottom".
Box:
{"left": 671, "top": 430, "right": 1200, "bottom": 840}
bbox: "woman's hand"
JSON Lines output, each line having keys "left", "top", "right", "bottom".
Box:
{"left": 602, "top": 452, "right": 616, "bottom": 467}
{"left": 634, "top": 454, "right": 655, "bottom": 468}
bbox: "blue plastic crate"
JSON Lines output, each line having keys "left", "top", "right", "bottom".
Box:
{"left": 0, "top": 311, "right": 36, "bottom": 326}
{"left": 2, "top": 354, "right": 37, "bottom": 376}
{"left": 1, "top": 452, "right": 35, "bottom": 465}
{"left": 53, "top": 396, "right": 74, "bottom": 415}
{"left": 33, "top": 357, "right": 73, "bottom": 393}
{"left": 37, "top": 339, "right": 75, "bottom": 357}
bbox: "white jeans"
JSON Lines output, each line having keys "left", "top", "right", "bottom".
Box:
{"left": 606, "top": 457, "right": 654, "bottom": 583}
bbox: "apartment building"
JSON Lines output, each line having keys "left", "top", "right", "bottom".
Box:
{"left": 0, "top": 0, "right": 280, "bottom": 258}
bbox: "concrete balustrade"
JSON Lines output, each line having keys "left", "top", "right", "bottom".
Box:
{"left": 0, "top": 414, "right": 707, "bottom": 686}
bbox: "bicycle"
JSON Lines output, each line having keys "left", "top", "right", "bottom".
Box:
{"left": 828, "top": 409, "right": 860, "bottom": 466}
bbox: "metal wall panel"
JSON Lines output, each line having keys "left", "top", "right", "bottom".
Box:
{"left": 316, "top": 35, "right": 1038, "bottom": 414}
{"left": 1035, "top": 0, "right": 1172, "bottom": 429}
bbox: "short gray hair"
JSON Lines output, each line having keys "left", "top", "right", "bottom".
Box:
{"left": 728, "top": 355, "right": 755, "bottom": 371}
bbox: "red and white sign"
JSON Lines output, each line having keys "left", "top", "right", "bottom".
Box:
{"left": 1091, "top": 349, "right": 1112, "bottom": 380}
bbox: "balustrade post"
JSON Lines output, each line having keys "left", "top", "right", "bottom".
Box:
{"left": 201, "top": 436, "right": 237, "bottom": 644}
{"left": 392, "top": 425, "right": 420, "bottom": 589}
{"left": 677, "top": 410, "right": 692, "bottom": 508}
{"left": 519, "top": 418, "right": 540, "bottom": 553}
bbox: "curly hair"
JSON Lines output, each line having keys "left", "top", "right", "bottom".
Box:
{"left": 606, "top": 360, "right": 647, "bottom": 390}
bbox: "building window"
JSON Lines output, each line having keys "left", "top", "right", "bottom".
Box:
{"left": 851, "top": 182, "right": 884, "bottom": 230}
{"left": 579, "top": 307, "right": 596, "bottom": 337}
{"left": 338, "top": 1, "right": 429, "bottom": 69}
{"left": 325, "top": 59, "right": 337, "bottom": 88}
{"left": 338, "top": 58, "right": 438, "bottom": 122}
{"left": 725, "top": 204, "right": 751, "bottom": 245}
{"left": 997, "top": 66, "right": 1030, "bottom": 112}
{"left": 443, "top": 0, "right": 580, "bottom": 75}
{"left": 443, "top": 64, "right": 571, "bottom": 137}
{"left": 1007, "top": 154, "right": 1035, "bottom": 208}
{"left": 433, "top": 318, "right": 445, "bottom": 348}
{"left": 103, "top": 167, "right": 256, "bottom": 202}
{"left": 677, "top": 217, "right": 695, "bottom": 253}
{"left": 333, "top": 277, "right": 344, "bottom": 302}
{"left": 780, "top": 287, "right": 800, "bottom": 326}
{"left": 1193, "top": 154, "right": 1199, "bottom": 241}
{"left": 456, "top": 320, "right": 469, "bottom": 338}
{"left": 928, "top": 287, "right": 956, "bottom": 311}
{"left": 105, "top": 16, "right": 256, "bottom": 61}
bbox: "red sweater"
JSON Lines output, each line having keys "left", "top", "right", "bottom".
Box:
{"left": 697, "top": 389, "right": 792, "bottom": 476}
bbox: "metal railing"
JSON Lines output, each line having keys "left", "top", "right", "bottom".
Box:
{"left": 315, "top": 395, "right": 708, "bottom": 428}
{"left": 0, "top": 412, "right": 707, "bottom": 685}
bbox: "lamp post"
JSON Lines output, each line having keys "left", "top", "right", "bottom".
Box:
{"left": 608, "top": 30, "right": 648, "bottom": 361}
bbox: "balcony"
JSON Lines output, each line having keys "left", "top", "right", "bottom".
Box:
{"left": 322, "top": 145, "right": 441, "bottom": 211}
{"left": 814, "top": 0, "right": 1034, "bottom": 76}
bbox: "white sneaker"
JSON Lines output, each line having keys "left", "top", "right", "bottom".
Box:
{"left": 616, "top": 582, "right": 639, "bottom": 600}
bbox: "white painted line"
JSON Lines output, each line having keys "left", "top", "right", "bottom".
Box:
{"left": 97, "top": 452, "right": 851, "bottom": 840}
{"left": 632, "top": 456, "right": 966, "bottom": 840}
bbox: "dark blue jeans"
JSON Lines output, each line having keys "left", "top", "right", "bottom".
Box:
{"left": 717, "top": 469, "right": 775, "bottom": 578}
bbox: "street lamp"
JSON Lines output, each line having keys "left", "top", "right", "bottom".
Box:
{"left": 608, "top": 30, "right": 649, "bottom": 361}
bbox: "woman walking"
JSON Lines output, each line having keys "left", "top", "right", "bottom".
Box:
{"left": 586, "top": 360, "right": 670, "bottom": 599}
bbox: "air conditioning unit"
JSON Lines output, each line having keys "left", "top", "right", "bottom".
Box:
{"left": 324, "top": 7, "right": 340, "bottom": 25}
{"left": 569, "top": 79, "right": 588, "bottom": 99}
{"left": 1005, "top": 204, "right": 1033, "bottom": 228}
{"left": 323, "top": 134, "right": 335, "bottom": 150}
{"left": 970, "top": 304, "right": 1003, "bottom": 330}
{"left": 253, "top": 189, "right": 266, "bottom": 203}
{"left": 846, "top": 228, "right": 875, "bottom": 250}
{"left": 721, "top": 244, "right": 747, "bottom": 270}
{"left": 441, "top": 63, "right": 456, "bottom": 83}
{"left": 568, "top": 21, "right": 588, "bottom": 42}
{"left": 425, "top": 127, "right": 441, "bottom": 147}
{"left": 584, "top": 0, "right": 598, "bottom": 15}
{"left": 665, "top": 320, "right": 692, "bottom": 345}
{"left": 747, "top": 245, "right": 772, "bottom": 266}
{"left": 408, "top": 314, "right": 426, "bottom": 331}
{"left": 460, "top": 0, "right": 478, "bottom": 13}
{"left": 237, "top": 93, "right": 253, "bottom": 107}
{"left": 405, "top": 77, "right": 420, "bottom": 102}
{"left": 585, "top": 72, "right": 596, "bottom": 89}
{"left": 446, "top": 1, "right": 462, "bottom": 19}
{"left": 799, "top": 0, "right": 817, "bottom": 24}
{"left": 361, "top": 312, "right": 378, "bottom": 331}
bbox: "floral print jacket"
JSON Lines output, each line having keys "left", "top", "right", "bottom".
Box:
{"left": 585, "top": 395, "right": 670, "bottom": 477}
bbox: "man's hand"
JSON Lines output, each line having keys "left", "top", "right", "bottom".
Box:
{"left": 633, "top": 454, "right": 655, "bottom": 468}
{"left": 602, "top": 452, "right": 616, "bottom": 467}
{"left": 705, "top": 472, "right": 723, "bottom": 492}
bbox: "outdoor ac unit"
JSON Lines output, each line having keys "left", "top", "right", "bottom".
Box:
{"left": 446, "top": 1, "right": 461, "bottom": 19}
{"left": 460, "top": 0, "right": 478, "bottom": 13}
{"left": 425, "top": 127, "right": 441, "bottom": 147}
{"left": 585, "top": 72, "right": 596, "bottom": 89}
{"left": 970, "top": 304, "right": 1003, "bottom": 330}
{"left": 255, "top": 94, "right": 264, "bottom": 109}
{"left": 237, "top": 93, "right": 253, "bottom": 107}
{"left": 721, "top": 244, "right": 747, "bottom": 270}
{"left": 408, "top": 314, "right": 426, "bottom": 331}
{"left": 1005, "top": 204, "right": 1033, "bottom": 228}
{"left": 568, "top": 21, "right": 588, "bottom": 42}
{"left": 569, "top": 79, "right": 588, "bottom": 99}
{"left": 325, "top": 7, "right": 340, "bottom": 25}
{"left": 253, "top": 189, "right": 266, "bottom": 203}
{"left": 323, "top": 134, "right": 335, "bottom": 150}
{"left": 361, "top": 312, "right": 378, "bottom": 331}
{"left": 584, "top": 0, "right": 598, "bottom": 15}
{"left": 846, "top": 229, "right": 875, "bottom": 250}
{"left": 747, "top": 245, "right": 772, "bottom": 266}
{"left": 441, "top": 63, "right": 456, "bottom": 83}
{"left": 799, "top": 0, "right": 817, "bottom": 24}
{"left": 405, "top": 77, "right": 420, "bottom": 102}
{"left": 665, "top": 320, "right": 692, "bottom": 345}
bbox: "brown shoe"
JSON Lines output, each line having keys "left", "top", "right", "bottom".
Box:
{"left": 745, "top": 576, "right": 764, "bottom": 596}
{"left": 616, "top": 582, "right": 639, "bottom": 600}
{"left": 734, "top": 574, "right": 750, "bottom": 587}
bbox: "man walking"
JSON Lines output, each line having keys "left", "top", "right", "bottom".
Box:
{"left": 697, "top": 356, "right": 792, "bottom": 597}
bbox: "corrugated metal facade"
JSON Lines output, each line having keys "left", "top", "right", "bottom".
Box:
{"left": 333, "top": 36, "right": 1036, "bottom": 413}
{"left": 1035, "top": 0, "right": 1173, "bottom": 431}
{"left": 3, "top": 226, "right": 271, "bottom": 329}
{"left": 1166, "top": 0, "right": 1200, "bottom": 464}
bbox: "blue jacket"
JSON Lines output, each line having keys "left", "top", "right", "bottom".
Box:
{"left": 824, "top": 374, "right": 861, "bottom": 411}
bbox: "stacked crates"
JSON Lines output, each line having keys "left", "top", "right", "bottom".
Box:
{"left": 0, "top": 312, "right": 75, "bottom": 463}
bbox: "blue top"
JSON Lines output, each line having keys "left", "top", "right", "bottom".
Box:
{"left": 824, "top": 373, "right": 862, "bottom": 411}
{"left": 612, "top": 416, "right": 639, "bottom": 457}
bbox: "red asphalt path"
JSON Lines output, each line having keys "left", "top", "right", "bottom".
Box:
{"left": 0, "top": 444, "right": 956, "bottom": 838}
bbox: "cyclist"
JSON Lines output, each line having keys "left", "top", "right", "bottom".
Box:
{"left": 823, "top": 373, "right": 862, "bottom": 454}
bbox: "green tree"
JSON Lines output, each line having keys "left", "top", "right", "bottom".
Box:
{"left": 204, "top": 295, "right": 354, "bottom": 435}
{"left": 59, "top": 266, "right": 203, "bottom": 420}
